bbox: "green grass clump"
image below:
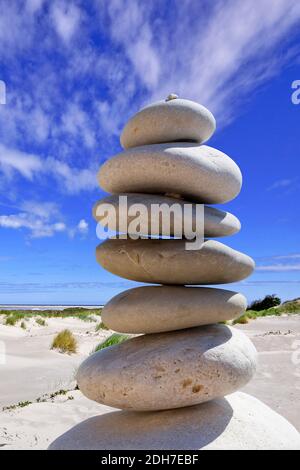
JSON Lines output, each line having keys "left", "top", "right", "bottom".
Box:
{"left": 77, "top": 314, "right": 95, "bottom": 322}
{"left": 36, "top": 317, "right": 46, "bottom": 327}
{"left": 51, "top": 329, "right": 77, "bottom": 354}
{"left": 0, "top": 307, "right": 102, "bottom": 324}
{"left": 94, "top": 333, "right": 130, "bottom": 353}
{"left": 233, "top": 314, "right": 249, "bottom": 325}
{"left": 5, "top": 315, "right": 19, "bottom": 326}
{"left": 95, "top": 321, "right": 110, "bottom": 332}
{"left": 20, "top": 321, "right": 26, "bottom": 330}
{"left": 233, "top": 300, "right": 300, "bottom": 325}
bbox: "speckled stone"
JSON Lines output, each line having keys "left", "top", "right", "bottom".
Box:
{"left": 120, "top": 98, "right": 216, "bottom": 149}
{"left": 98, "top": 143, "right": 242, "bottom": 204}
{"left": 76, "top": 325, "right": 257, "bottom": 411}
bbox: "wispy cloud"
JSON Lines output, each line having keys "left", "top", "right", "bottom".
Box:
{"left": 0, "top": 200, "right": 89, "bottom": 239}
{"left": 99, "top": 0, "right": 300, "bottom": 121}
{"left": 255, "top": 253, "right": 300, "bottom": 272}
{"left": 0, "top": 144, "right": 98, "bottom": 194}
{"left": 0, "top": 212, "right": 66, "bottom": 238}
{"left": 77, "top": 219, "right": 88, "bottom": 234}
{"left": 0, "top": 144, "right": 42, "bottom": 180}
{"left": 68, "top": 218, "right": 89, "bottom": 238}
{"left": 267, "top": 178, "right": 297, "bottom": 191}
{"left": 0, "top": 280, "right": 135, "bottom": 293}
{"left": 1, "top": 0, "right": 300, "bottom": 158}
{"left": 256, "top": 264, "right": 300, "bottom": 272}
{"left": 51, "top": 1, "right": 82, "bottom": 44}
{"left": 240, "top": 280, "right": 300, "bottom": 285}
{"left": 0, "top": 0, "right": 299, "bottom": 247}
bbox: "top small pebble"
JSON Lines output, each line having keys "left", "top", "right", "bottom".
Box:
{"left": 120, "top": 95, "right": 216, "bottom": 149}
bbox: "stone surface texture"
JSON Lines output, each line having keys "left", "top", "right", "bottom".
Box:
{"left": 70, "top": 96, "right": 298, "bottom": 450}
{"left": 102, "top": 286, "right": 247, "bottom": 333}
{"left": 77, "top": 325, "right": 257, "bottom": 411}
{"left": 49, "top": 392, "right": 300, "bottom": 450}
{"left": 98, "top": 143, "right": 242, "bottom": 204}
{"left": 120, "top": 98, "right": 216, "bottom": 149}
{"left": 96, "top": 238, "right": 255, "bottom": 285}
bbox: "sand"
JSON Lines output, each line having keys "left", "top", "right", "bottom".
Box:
{"left": 0, "top": 315, "right": 299, "bottom": 449}
{"left": 0, "top": 316, "right": 111, "bottom": 407}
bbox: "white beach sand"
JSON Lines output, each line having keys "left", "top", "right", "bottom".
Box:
{"left": 0, "top": 316, "right": 110, "bottom": 407}
{"left": 0, "top": 315, "right": 299, "bottom": 449}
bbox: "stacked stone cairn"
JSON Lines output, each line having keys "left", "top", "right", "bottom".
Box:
{"left": 78, "top": 94, "right": 259, "bottom": 413}
{"left": 54, "top": 95, "right": 300, "bottom": 451}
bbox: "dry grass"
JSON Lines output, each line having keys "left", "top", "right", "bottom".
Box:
{"left": 233, "top": 314, "right": 249, "bottom": 325}
{"left": 51, "top": 329, "right": 77, "bottom": 354}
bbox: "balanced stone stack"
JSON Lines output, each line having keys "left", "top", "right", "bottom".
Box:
{"left": 69, "top": 96, "right": 300, "bottom": 450}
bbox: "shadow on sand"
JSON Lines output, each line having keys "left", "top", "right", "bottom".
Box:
{"left": 49, "top": 396, "right": 233, "bottom": 450}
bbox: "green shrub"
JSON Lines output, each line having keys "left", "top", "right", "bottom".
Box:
{"left": 95, "top": 321, "right": 110, "bottom": 332}
{"left": 248, "top": 294, "right": 281, "bottom": 311}
{"left": 51, "top": 329, "right": 77, "bottom": 354}
{"left": 94, "top": 333, "right": 130, "bottom": 353}
{"left": 5, "top": 315, "right": 19, "bottom": 326}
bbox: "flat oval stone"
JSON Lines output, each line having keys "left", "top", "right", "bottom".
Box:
{"left": 98, "top": 144, "right": 242, "bottom": 204}
{"left": 120, "top": 98, "right": 216, "bottom": 149}
{"left": 102, "top": 286, "right": 247, "bottom": 334}
{"left": 49, "top": 392, "right": 300, "bottom": 450}
{"left": 77, "top": 325, "right": 257, "bottom": 411}
{"left": 93, "top": 194, "right": 241, "bottom": 238}
{"left": 96, "top": 239, "right": 255, "bottom": 285}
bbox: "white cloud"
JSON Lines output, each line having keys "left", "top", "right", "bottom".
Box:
{"left": 98, "top": 0, "right": 300, "bottom": 122}
{"left": 256, "top": 253, "right": 300, "bottom": 272}
{"left": 60, "top": 103, "right": 96, "bottom": 148}
{"left": 26, "top": 0, "right": 45, "bottom": 14}
{"left": 104, "top": 0, "right": 160, "bottom": 89}
{"left": 256, "top": 264, "right": 300, "bottom": 272}
{"left": 0, "top": 200, "right": 89, "bottom": 239}
{"left": 0, "top": 144, "right": 98, "bottom": 194}
{"left": 150, "top": 0, "right": 300, "bottom": 120}
{"left": 273, "top": 254, "right": 300, "bottom": 260}
{"left": 51, "top": 1, "right": 81, "bottom": 43}
{"left": 0, "top": 212, "right": 67, "bottom": 238}
{"left": 1, "top": 199, "right": 66, "bottom": 239}
{"left": 77, "top": 218, "right": 88, "bottom": 234}
{"left": 267, "top": 178, "right": 296, "bottom": 191}
{"left": 20, "top": 200, "right": 61, "bottom": 219}
{"left": 46, "top": 157, "right": 98, "bottom": 194}
{"left": 0, "top": 144, "right": 42, "bottom": 180}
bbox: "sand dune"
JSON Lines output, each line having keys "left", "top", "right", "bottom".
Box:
{"left": 0, "top": 315, "right": 299, "bottom": 449}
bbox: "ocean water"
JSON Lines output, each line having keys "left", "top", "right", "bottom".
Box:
{"left": 0, "top": 305, "right": 103, "bottom": 311}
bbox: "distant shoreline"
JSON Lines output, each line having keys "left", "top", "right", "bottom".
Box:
{"left": 0, "top": 305, "right": 104, "bottom": 311}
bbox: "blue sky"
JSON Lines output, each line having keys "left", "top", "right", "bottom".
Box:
{"left": 0, "top": 0, "right": 300, "bottom": 305}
